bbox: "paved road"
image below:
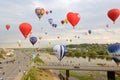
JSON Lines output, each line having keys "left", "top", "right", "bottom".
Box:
{"left": 37, "top": 65, "right": 120, "bottom": 71}
{"left": 0, "top": 50, "right": 31, "bottom": 80}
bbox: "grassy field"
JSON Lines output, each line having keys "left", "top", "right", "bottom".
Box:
{"left": 21, "top": 68, "right": 56, "bottom": 80}
{"left": 21, "top": 51, "right": 58, "bottom": 80}
{"left": 60, "top": 70, "right": 120, "bottom": 80}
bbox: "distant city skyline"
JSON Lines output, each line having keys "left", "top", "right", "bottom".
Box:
{"left": 0, "top": 0, "right": 120, "bottom": 48}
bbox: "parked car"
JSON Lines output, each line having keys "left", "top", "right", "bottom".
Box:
{"left": 74, "top": 66, "right": 79, "bottom": 68}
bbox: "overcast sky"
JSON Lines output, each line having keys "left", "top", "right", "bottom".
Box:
{"left": 0, "top": 0, "right": 120, "bottom": 48}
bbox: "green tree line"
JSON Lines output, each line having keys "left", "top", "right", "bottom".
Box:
{"left": 66, "top": 43, "right": 111, "bottom": 60}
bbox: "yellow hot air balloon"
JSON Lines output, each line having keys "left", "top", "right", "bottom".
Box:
{"left": 38, "top": 36, "right": 42, "bottom": 40}
{"left": 64, "top": 18, "right": 68, "bottom": 24}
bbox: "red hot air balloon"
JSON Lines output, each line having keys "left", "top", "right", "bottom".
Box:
{"left": 46, "top": 10, "right": 49, "bottom": 15}
{"left": 57, "top": 36, "right": 60, "bottom": 39}
{"left": 61, "top": 20, "right": 64, "bottom": 24}
{"left": 107, "top": 8, "right": 120, "bottom": 24}
{"left": 67, "top": 12, "right": 80, "bottom": 28}
{"left": 19, "top": 23, "right": 32, "bottom": 38}
{"left": 6, "top": 24, "right": 10, "bottom": 30}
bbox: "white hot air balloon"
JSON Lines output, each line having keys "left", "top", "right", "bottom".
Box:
{"left": 53, "top": 45, "right": 67, "bottom": 61}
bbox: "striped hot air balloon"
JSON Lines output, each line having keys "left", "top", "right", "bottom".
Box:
{"left": 53, "top": 45, "right": 67, "bottom": 61}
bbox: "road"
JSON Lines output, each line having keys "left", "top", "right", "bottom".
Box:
{"left": 0, "top": 50, "right": 31, "bottom": 80}
{"left": 37, "top": 65, "right": 120, "bottom": 71}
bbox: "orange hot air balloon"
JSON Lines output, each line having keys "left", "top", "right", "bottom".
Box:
{"left": 107, "top": 8, "right": 120, "bottom": 24}
{"left": 6, "top": 24, "right": 10, "bottom": 30}
{"left": 67, "top": 12, "right": 80, "bottom": 28}
{"left": 40, "top": 8, "right": 45, "bottom": 15}
{"left": 19, "top": 23, "right": 32, "bottom": 38}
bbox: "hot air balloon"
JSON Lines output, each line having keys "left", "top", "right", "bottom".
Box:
{"left": 17, "top": 40, "right": 21, "bottom": 47}
{"left": 74, "top": 35, "right": 77, "bottom": 38}
{"left": 6, "top": 24, "right": 10, "bottom": 30}
{"left": 107, "top": 43, "right": 120, "bottom": 66}
{"left": 70, "top": 39, "right": 72, "bottom": 42}
{"left": 67, "top": 12, "right": 80, "bottom": 28}
{"left": 48, "top": 18, "right": 53, "bottom": 24}
{"left": 53, "top": 45, "right": 67, "bottom": 61}
{"left": 106, "top": 24, "right": 109, "bottom": 28}
{"left": 107, "top": 8, "right": 120, "bottom": 24}
{"left": 52, "top": 24, "right": 57, "bottom": 28}
{"left": 29, "top": 36, "right": 37, "bottom": 46}
{"left": 38, "top": 36, "right": 42, "bottom": 40}
{"left": 64, "top": 18, "right": 68, "bottom": 24}
{"left": 88, "top": 30, "right": 92, "bottom": 34}
{"left": 57, "top": 36, "right": 60, "bottom": 39}
{"left": 46, "top": 10, "right": 49, "bottom": 15}
{"left": 50, "top": 10, "right": 52, "bottom": 13}
{"left": 54, "top": 24, "right": 57, "bottom": 28}
{"left": 61, "top": 20, "right": 64, "bottom": 24}
{"left": 45, "top": 32, "right": 48, "bottom": 35}
{"left": 19, "top": 23, "right": 32, "bottom": 38}
{"left": 35, "top": 7, "right": 45, "bottom": 20}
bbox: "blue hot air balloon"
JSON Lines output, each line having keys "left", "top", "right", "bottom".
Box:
{"left": 30, "top": 36, "right": 37, "bottom": 46}
{"left": 48, "top": 18, "right": 53, "bottom": 24}
{"left": 53, "top": 45, "right": 67, "bottom": 61}
{"left": 107, "top": 43, "right": 120, "bottom": 65}
{"left": 88, "top": 30, "right": 92, "bottom": 34}
{"left": 52, "top": 23, "right": 57, "bottom": 28}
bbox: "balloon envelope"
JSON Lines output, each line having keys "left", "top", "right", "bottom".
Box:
{"left": 50, "top": 10, "right": 52, "bottom": 13}
{"left": 107, "top": 43, "right": 120, "bottom": 56}
{"left": 61, "top": 20, "right": 64, "bottom": 24}
{"left": 17, "top": 40, "right": 21, "bottom": 47}
{"left": 6, "top": 24, "right": 10, "bottom": 30}
{"left": 107, "top": 8, "right": 120, "bottom": 23}
{"left": 107, "top": 43, "right": 120, "bottom": 65}
{"left": 64, "top": 18, "right": 68, "bottom": 24}
{"left": 53, "top": 45, "right": 67, "bottom": 61}
{"left": 67, "top": 12, "right": 80, "bottom": 28}
{"left": 88, "top": 30, "right": 92, "bottom": 34}
{"left": 46, "top": 10, "right": 49, "bottom": 15}
{"left": 19, "top": 23, "right": 32, "bottom": 38}
{"left": 52, "top": 24, "right": 57, "bottom": 28}
{"left": 48, "top": 18, "right": 53, "bottom": 24}
{"left": 38, "top": 36, "right": 42, "bottom": 40}
{"left": 30, "top": 36, "right": 37, "bottom": 45}
{"left": 35, "top": 7, "right": 45, "bottom": 20}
